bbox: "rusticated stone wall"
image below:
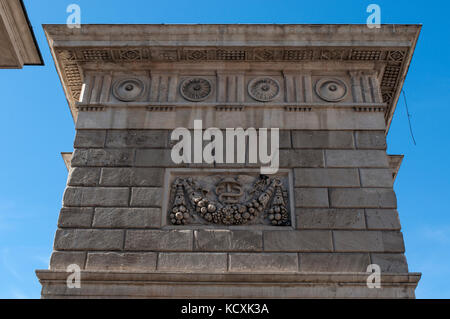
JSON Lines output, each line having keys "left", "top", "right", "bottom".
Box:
{"left": 50, "top": 129, "right": 407, "bottom": 275}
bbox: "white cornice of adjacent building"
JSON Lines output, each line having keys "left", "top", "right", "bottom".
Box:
{"left": 0, "top": 0, "right": 43, "bottom": 68}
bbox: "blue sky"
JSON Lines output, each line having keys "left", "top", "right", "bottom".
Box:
{"left": 0, "top": 0, "right": 449, "bottom": 299}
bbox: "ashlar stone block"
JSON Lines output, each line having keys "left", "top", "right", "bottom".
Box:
{"left": 100, "top": 168, "right": 164, "bottom": 187}
{"left": 158, "top": 253, "right": 227, "bottom": 272}
{"left": 63, "top": 187, "right": 129, "bottom": 207}
{"left": 125, "top": 230, "right": 193, "bottom": 251}
{"left": 264, "top": 230, "right": 333, "bottom": 252}
{"left": 135, "top": 149, "right": 174, "bottom": 167}
{"left": 229, "top": 253, "right": 299, "bottom": 272}
{"left": 130, "top": 187, "right": 163, "bottom": 207}
{"left": 86, "top": 252, "right": 157, "bottom": 271}
{"left": 371, "top": 253, "right": 409, "bottom": 273}
{"left": 292, "top": 131, "right": 355, "bottom": 149}
{"left": 58, "top": 207, "right": 94, "bottom": 228}
{"left": 325, "top": 150, "right": 389, "bottom": 168}
{"left": 54, "top": 229, "right": 124, "bottom": 250}
{"left": 194, "top": 230, "right": 262, "bottom": 252}
{"left": 74, "top": 130, "right": 106, "bottom": 148}
{"left": 294, "top": 188, "right": 329, "bottom": 207}
{"left": 279, "top": 149, "right": 324, "bottom": 168}
{"left": 333, "top": 230, "right": 405, "bottom": 252}
{"left": 93, "top": 208, "right": 161, "bottom": 228}
{"left": 294, "top": 168, "right": 360, "bottom": 187}
{"left": 50, "top": 251, "right": 87, "bottom": 270}
{"left": 105, "top": 130, "right": 169, "bottom": 148}
{"left": 355, "top": 131, "right": 387, "bottom": 150}
{"left": 329, "top": 188, "right": 397, "bottom": 208}
{"left": 296, "top": 208, "right": 365, "bottom": 229}
{"left": 299, "top": 253, "right": 370, "bottom": 272}
{"left": 71, "top": 149, "right": 134, "bottom": 167}
{"left": 365, "top": 209, "right": 401, "bottom": 230}
{"left": 360, "top": 169, "right": 393, "bottom": 187}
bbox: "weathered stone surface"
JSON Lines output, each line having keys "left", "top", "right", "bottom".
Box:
{"left": 292, "top": 131, "right": 354, "bottom": 149}
{"left": 135, "top": 149, "right": 174, "bottom": 167}
{"left": 125, "top": 230, "right": 193, "bottom": 251}
{"left": 100, "top": 168, "right": 164, "bottom": 186}
{"left": 333, "top": 231, "right": 404, "bottom": 252}
{"left": 381, "top": 231, "right": 405, "bottom": 252}
{"left": 360, "top": 169, "right": 393, "bottom": 187}
{"left": 130, "top": 187, "right": 163, "bottom": 207}
{"left": 50, "top": 251, "right": 86, "bottom": 270}
{"left": 294, "top": 188, "right": 329, "bottom": 207}
{"left": 93, "top": 208, "right": 161, "bottom": 228}
{"left": 194, "top": 230, "right": 262, "bottom": 252}
{"left": 74, "top": 130, "right": 106, "bottom": 148}
{"left": 54, "top": 229, "right": 124, "bottom": 250}
{"left": 86, "top": 252, "right": 157, "bottom": 271}
{"left": 37, "top": 271, "right": 420, "bottom": 298}
{"left": 158, "top": 253, "right": 227, "bottom": 272}
{"left": 299, "top": 253, "right": 370, "bottom": 272}
{"left": 371, "top": 253, "right": 409, "bottom": 273}
{"left": 294, "top": 168, "right": 360, "bottom": 187}
{"left": 329, "top": 188, "right": 397, "bottom": 208}
{"left": 58, "top": 207, "right": 93, "bottom": 228}
{"left": 366, "top": 209, "right": 401, "bottom": 230}
{"left": 355, "top": 131, "right": 386, "bottom": 149}
{"left": 279, "top": 130, "right": 292, "bottom": 149}
{"left": 333, "top": 231, "right": 383, "bottom": 252}
{"left": 279, "top": 149, "right": 324, "bottom": 168}
{"left": 105, "top": 130, "right": 169, "bottom": 148}
{"left": 71, "top": 149, "right": 134, "bottom": 167}
{"left": 67, "top": 167, "right": 101, "bottom": 186}
{"left": 63, "top": 187, "right": 129, "bottom": 207}
{"left": 264, "top": 230, "right": 333, "bottom": 252}
{"left": 296, "top": 208, "right": 365, "bottom": 229}
{"left": 229, "top": 253, "right": 298, "bottom": 272}
{"left": 325, "top": 150, "right": 389, "bottom": 168}
{"left": 244, "top": 130, "right": 290, "bottom": 149}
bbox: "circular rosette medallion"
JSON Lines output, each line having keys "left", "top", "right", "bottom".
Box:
{"left": 315, "top": 78, "right": 348, "bottom": 102}
{"left": 180, "top": 77, "right": 212, "bottom": 101}
{"left": 248, "top": 77, "right": 280, "bottom": 102}
{"left": 112, "top": 78, "right": 145, "bottom": 102}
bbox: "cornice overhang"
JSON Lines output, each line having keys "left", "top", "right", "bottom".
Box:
{"left": 43, "top": 24, "right": 421, "bottom": 131}
{"left": 389, "top": 154, "right": 404, "bottom": 182}
{"left": 61, "top": 152, "right": 72, "bottom": 171}
{"left": 0, "top": 0, "right": 43, "bottom": 68}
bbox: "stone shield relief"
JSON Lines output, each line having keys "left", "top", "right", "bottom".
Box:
{"left": 167, "top": 172, "right": 292, "bottom": 226}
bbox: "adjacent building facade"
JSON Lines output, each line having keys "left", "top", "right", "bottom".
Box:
{"left": 36, "top": 24, "right": 421, "bottom": 298}
{"left": 0, "top": 0, "right": 42, "bottom": 68}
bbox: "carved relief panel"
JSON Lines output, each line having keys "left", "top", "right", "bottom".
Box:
{"left": 164, "top": 170, "right": 293, "bottom": 227}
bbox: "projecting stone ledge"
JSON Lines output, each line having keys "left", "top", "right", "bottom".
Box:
{"left": 36, "top": 270, "right": 420, "bottom": 299}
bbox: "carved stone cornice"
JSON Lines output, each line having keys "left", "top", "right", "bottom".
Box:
{"left": 44, "top": 24, "right": 421, "bottom": 131}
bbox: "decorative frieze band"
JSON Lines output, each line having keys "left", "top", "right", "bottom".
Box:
{"left": 77, "top": 74, "right": 382, "bottom": 107}
{"left": 57, "top": 47, "right": 406, "bottom": 63}
{"left": 56, "top": 47, "right": 407, "bottom": 120}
